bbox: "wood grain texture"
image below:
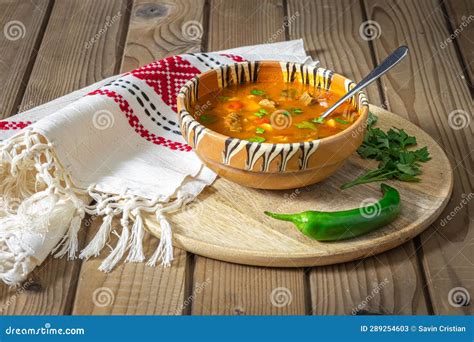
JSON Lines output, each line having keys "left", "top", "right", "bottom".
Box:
{"left": 191, "top": 258, "right": 306, "bottom": 315}
{"left": 444, "top": 0, "right": 474, "bottom": 84}
{"left": 21, "top": 0, "right": 128, "bottom": 107}
{"left": 310, "top": 242, "right": 429, "bottom": 315}
{"left": 184, "top": 0, "right": 307, "bottom": 315}
{"left": 0, "top": 245, "right": 83, "bottom": 315}
{"left": 287, "top": 0, "right": 382, "bottom": 106}
{"left": 71, "top": 0, "right": 207, "bottom": 315}
{"left": 363, "top": 0, "right": 473, "bottom": 314}
{"left": 287, "top": 0, "right": 430, "bottom": 315}
{"left": 0, "top": 0, "right": 51, "bottom": 118}
{"left": 208, "top": 0, "right": 286, "bottom": 50}
{"left": 0, "top": 0, "right": 129, "bottom": 315}
{"left": 121, "top": 0, "right": 205, "bottom": 72}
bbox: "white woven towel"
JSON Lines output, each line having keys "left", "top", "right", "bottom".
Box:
{"left": 0, "top": 40, "right": 312, "bottom": 285}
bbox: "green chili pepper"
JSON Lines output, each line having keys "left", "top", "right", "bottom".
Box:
{"left": 264, "top": 184, "right": 400, "bottom": 241}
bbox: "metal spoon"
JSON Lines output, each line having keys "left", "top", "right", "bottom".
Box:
{"left": 319, "top": 45, "right": 409, "bottom": 120}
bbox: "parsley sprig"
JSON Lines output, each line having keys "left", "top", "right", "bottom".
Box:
{"left": 341, "top": 113, "right": 431, "bottom": 189}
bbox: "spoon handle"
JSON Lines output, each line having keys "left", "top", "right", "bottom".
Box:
{"left": 320, "top": 45, "right": 408, "bottom": 119}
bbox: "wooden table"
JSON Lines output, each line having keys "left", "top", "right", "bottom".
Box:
{"left": 0, "top": 0, "right": 472, "bottom": 315}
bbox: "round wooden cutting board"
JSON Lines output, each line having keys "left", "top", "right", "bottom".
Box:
{"left": 145, "top": 106, "right": 453, "bottom": 267}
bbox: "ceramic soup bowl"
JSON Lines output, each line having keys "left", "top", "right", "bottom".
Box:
{"left": 177, "top": 61, "right": 369, "bottom": 190}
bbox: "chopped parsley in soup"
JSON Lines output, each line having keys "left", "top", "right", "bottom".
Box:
{"left": 192, "top": 82, "right": 360, "bottom": 144}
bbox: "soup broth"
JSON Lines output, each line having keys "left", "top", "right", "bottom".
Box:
{"left": 192, "top": 81, "right": 359, "bottom": 144}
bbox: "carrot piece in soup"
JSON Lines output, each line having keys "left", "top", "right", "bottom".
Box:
{"left": 255, "top": 117, "right": 270, "bottom": 124}
{"left": 227, "top": 101, "right": 244, "bottom": 110}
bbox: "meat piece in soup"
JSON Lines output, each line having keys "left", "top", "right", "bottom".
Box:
{"left": 192, "top": 82, "right": 360, "bottom": 144}
{"left": 258, "top": 99, "right": 278, "bottom": 109}
{"left": 299, "top": 91, "right": 318, "bottom": 106}
{"left": 224, "top": 112, "right": 243, "bottom": 132}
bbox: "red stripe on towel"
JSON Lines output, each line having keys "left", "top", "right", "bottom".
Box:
{"left": 89, "top": 89, "right": 192, "bottom": 152}
{"left": 130, "top": 55, "right": 202, "bottom": 112}
{"left": 219, "top": 54, "right": 246, "bottom": 62}
{"left": 0, "top": 120, "right": 33, "bottom": 130}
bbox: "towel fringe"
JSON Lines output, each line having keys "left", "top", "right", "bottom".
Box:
{"left": 52, "top": 214, "right": 83, "bottom": 260}
{"left": 98, "top": 210, "right": 130, "bottom": 272}
{"left": 0, "top": 130, "right": 191, "bottom": 284}
{"left": 125, "top": 209, "right": 145, "bottom": 263}
{"left": 79, "top": 212, "right": 113, "bottom": 259}
{"left": 147, "top": 212, "right": 173, "bottom": 267}
{"left": 146, "top": 197, "right": 185, "bottom": 267}
{"left": 0, "top": 130, "right": 83, "bottom": 285}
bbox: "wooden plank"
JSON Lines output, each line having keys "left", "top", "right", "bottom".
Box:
{"left": 21, "top": 0, "right": 128, "bottom": 107}
{"left": 287, "top": 0, "right": 429, "bottom": 314}
{"left": 444, "top": 0, "right": 474, "bottom": 84}
{"left": 72, "top": 218, "right": 188, "bottom": 315}
{"left": 287, "top": 0, "right": 382, "bottom": 106}
{"left": 363, "top": 0, "right": 473, "bottom": 314}
{"left": 192, "top": 259, "right": 306, "bottom": 315}
{"left": 191, "top": 0, "right": 307, "bottom": 315}
{"left": 0, "top": 0, "right": 51, "bottom": 118}
{"left": 72, "top": 0, "right": 205, "bottom": 315}
{"left": 207, "top": 0, "right": 286, "bottom": 50}
{"left": 0, "top": 0, "right": 129, "bottom": 315}
{"left": 310, "top": 243, "right": 429, "bottom": 314}
{"left": 121, "top": 0, "right": 205, "bottom": 72}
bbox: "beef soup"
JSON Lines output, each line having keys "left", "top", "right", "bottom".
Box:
{"left": 177, "top": 61, "right": 369, "bottom": 189}
{"left": 191, "top": 82, "right": 359, "bottom": 144}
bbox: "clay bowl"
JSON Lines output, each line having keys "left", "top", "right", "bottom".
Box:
{"left": 177, "top": 61, "right": 369, "bottom": 190}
